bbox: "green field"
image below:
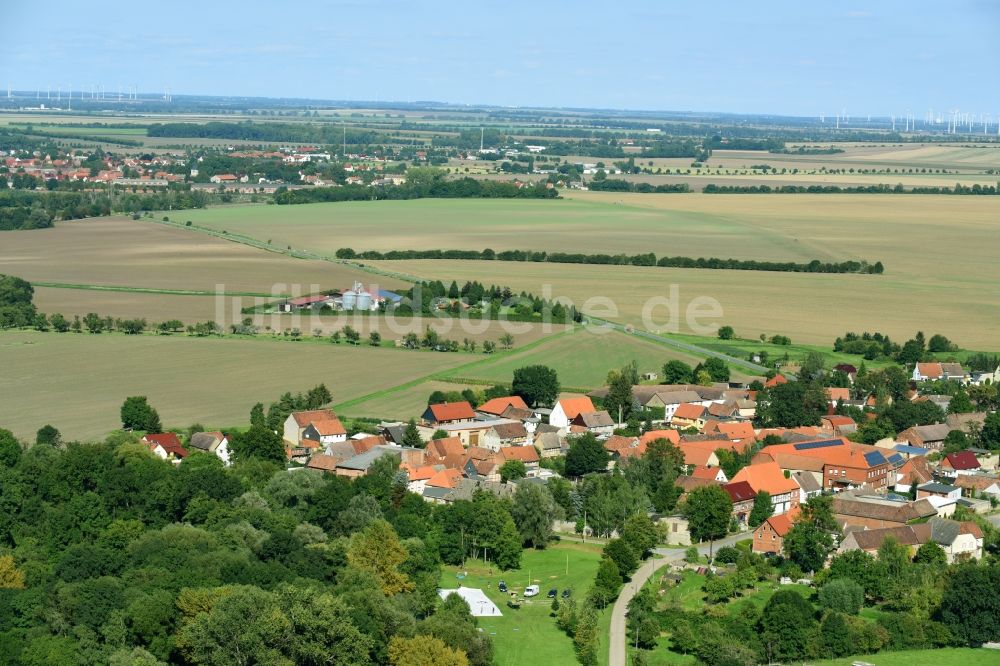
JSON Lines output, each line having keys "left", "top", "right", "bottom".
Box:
{"left": 339, "top": 379, "right": 481, "bottom": 421}
{"left": 440, "top": 328, "right": 742, "bottom": 388}
{"left": 175, "top": 193, "right": 1000, "bottom": 349}
{"left": 438, "top": 541, "right": 608, "bottom": 666}
{"left": 0, "top": 329, "right": 473, "bottom": 441}
{"left": 809, "top": 647, "right": 1000, "bottom": 666}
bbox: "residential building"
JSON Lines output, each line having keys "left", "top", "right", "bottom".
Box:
{"left": 723, "top": 480, "right": 757, "bottom": 528}
{"left": 571, "top": 410, "right": 616, "bottom": 435}
{"left": 832, "top": 494, "right": 937, "bottom": 530}
{"left": 550, "top": 395, "right": 596, "bottom": 429}
{"left": 939, "top": 451, "right": 981, "bottom": 479}
{"left": 912, "top": 362, "right": 968, "bottom": 383}
{"left": 730, "top": 461, "right": 801, "bottom": 515}
{"left": 141, "top": 433, "right": 188, "bottom": 463}
{"left": 423, "top": 401, "right": 476, "bottom": 425}
{"left": 284, "top": 409, "right": 341, "bottom": 446}
{"left": 187, "top": 431, "right": 230, "bottom": 466}
{"left": 752, "top": 509, "right": 798, "bottom": 556}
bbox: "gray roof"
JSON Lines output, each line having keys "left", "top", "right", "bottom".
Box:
{"left": 422, "top": 486, "right": 453, "bottom": 501}
{"left": 792, "top": 471, "right": 821, "bottom": 493}
{"left": 337, "top": 445, "right": 403, "bottom": 471}
{"left": 927, "top": 517, "right": 962, "bottom": 546}
{"left": 448, "top": 478, "right": 518, "bottom": 502}
{"left": 188, "top": 432, "right": 222, "bottom": 452}
{"left": 918, "top": 482, "right": 959, "bottom": 494}
{"left": 575, "top": 410, "right": 615, "bottom": 428}
{"left": 536, "top": 432, "right": 564, "bottom": 451}
{"left": 381, "top": 424, "right": 407, "bottom": 445}
{"left": 906, "top": 424, "right": 951, "bottom": 442}
{"left": 536, "top": 424, "right": 561, "bottom": 434}
{"left": 648, "top": 390, "right": 703, "bottom": 406}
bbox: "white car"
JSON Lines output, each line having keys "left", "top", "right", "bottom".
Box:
{"left": 524, "top": 585, "right": 540, "bottom": 597}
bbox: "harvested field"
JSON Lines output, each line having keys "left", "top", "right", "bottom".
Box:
{"left": 0, "top": 329, "right": 470, "bottom": 442}
{"left": 0, "top": 216, "right": 408, "bottom": 295}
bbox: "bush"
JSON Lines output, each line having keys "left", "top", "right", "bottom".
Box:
{"left": 714, "top": 546, "right": 740, "bottom": 564}
{"left": 819, "top": 577, "right": 864, "bottom": 615}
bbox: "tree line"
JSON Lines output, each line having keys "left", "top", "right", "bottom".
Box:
{"left": 703, "top": 182, "right": 1000, "bottom": 195}
{"left": 337, "top": 246, "right": 884, "bottom": 275}
{"left": 274, "top": 177, "right": 557, "bottom": 205}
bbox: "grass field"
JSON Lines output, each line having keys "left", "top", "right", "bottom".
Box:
{"left": 808, "top": 647, "right": 1000, "bottom": 665}
{"left": 437, "top": 541, "right": 607, "bottom": 666}
{"left": 0, "top": 329, "right": 473, "bottom": 441}
{"left": 340, "top": 380, "right": 481, "bottom": 421}
{"left": 440, "top": 328, "right": 744, "bottom": 388}
{"left": 175, "top": 193, "right": 1000, "bottom": 349}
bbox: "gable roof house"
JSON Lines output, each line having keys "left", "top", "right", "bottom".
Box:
{"left": 820, "top": 415, "right": 857, "bottom": 437}
{"left": 953, "top": 474, "right": 1000, "bottom": 500}
{"left": 571, "top": 410, "right": 616, "bottom": 435}
{"left": 839, "top": 517, "right": 983, "bottom": 563}
{"left": 550, "top": 395, "right": 597, "bottom": 429}
{"left": 670, "top": 403, "right": 708, "bottom": 431}
{"left": 752, "top": 508, "right": 800, "bottom": 556}
{"left": 897, "top": 423, "right": 951, "bottom": 450}
{"left": 894, "top": 456, "right": 934, "bottom": 493}
{"left": 480, "top": 422, "right": 529, "bottom": 451}
{"left": 499, "top": 445, "right": 540, "bottom": 471}
{"left": 188, "top": 431, "right": 230, "bottom": 466}
{"left": 142, "top": 433, "right": 189, "bottom": 463}
{"left": 730, "top": 461, "right": 802, "bottom": 515}
{"left": 832, "top": 494, "right": 938, "bottom": 530}
{"left": 912, "top": 362, "right": 969, "bottom": 383}
{"left": 476, "top": 396, "right": 530, "bottom": 418}
{"left": 284, "top": 409, "right": 341, "bottom": 447}
{"left": 536, "top": 431, "right": 567, "bottom": 458}
{"left": 723, "top": 480, "right": 757, "bottom": 528}
{"left": 939, "top": 451, "right": 981, "bottom": 479}
{"left": 301, "top": 417, "right": 348, "bottom": 446}
{"left": 754, "top": 438, "right": 893, "bottom": 493}
{"left": 423, "top": 401, "right": 476, "bottom": 425}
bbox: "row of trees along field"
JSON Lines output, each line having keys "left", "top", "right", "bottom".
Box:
{"left": 337, "top": 246, "right": 884, "bottom": 275}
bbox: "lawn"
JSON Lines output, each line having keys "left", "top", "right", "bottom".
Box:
{"left": 340, "top": 380, "right": 481, "bottom": 421}
{"left": 0, "top": 329, "right": 472, "bottom": 442}
{"left": 437, "top": 541, "right": 607, "bottom": 666}
{"left": 807, "top": 647, "right": 1000, "bottom": 665}
{"left": 441, "top": 328, "right": 744, "bottom": 390}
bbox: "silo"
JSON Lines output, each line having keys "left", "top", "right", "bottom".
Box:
{"left": 356, "top": 291, "right": 372, "bottom": 311}
{"left": 342, "top": 290, "right": 357, "bottom": 310}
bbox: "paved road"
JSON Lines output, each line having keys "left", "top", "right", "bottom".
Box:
{"left": 609, "top": 532, "right": 751, "bottom": 666}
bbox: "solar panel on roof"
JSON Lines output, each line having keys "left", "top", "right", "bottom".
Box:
{"left": 792, "top": 439, "right": 842, "bottom": 451}
{"left": 864, "top": 450, "right": 887, "bottom": 466}
{"left": 886, "top": 453, "right": 904, "bottom": 466}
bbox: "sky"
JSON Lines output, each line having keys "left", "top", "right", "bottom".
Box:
{"left": 2, "top": 0, "right": 999, "bottom": 116}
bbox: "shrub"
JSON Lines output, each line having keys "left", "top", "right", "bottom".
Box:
{"left": 819, "top": 577, "right": 864, "bottom": 615}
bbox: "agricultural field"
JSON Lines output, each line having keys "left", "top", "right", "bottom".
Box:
{"left": 437, "top": 541, "right": 609, "bottom": 666}
{"left": 338, "top": 379, "right": 482, "bottom": 421}
{"left": 0, "top": 216, "right": 405, "bottom": 295}
{"left": 441, "top": 328, "right": 745, "bottom": 389}
{"left": 0, "top": 329, "right": 473, "bottom": 442}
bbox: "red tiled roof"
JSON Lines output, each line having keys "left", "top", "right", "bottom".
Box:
{"left": 714, "top": 421, "right": 755, "bottom": 441}
{"left": 143, "top": 433, "right": 188, "bottom": 458}
{"left": 763, "top": 507, "right": 799, "bottom": 537}
{"left": 639, "top": 429, "right": 680, "bottom": 446}
{"left": 292, "top": 409, "right": 337, "bottom": 427}
{"left": 307, "top": 454, "right": 339, "bottom": 471}
{"left": 673, "top": 403, "right": 706, "bottom": 420}
{"left": 731, "top": 461, "right": 800, "bottom": 496}
{"left": 311, "top": 418, "right": 346, "bottom": 437}
{"left": 428, "top": 401, "right": 476, "bottom": 422}
{"left": 765, "top": 374, "right": 788, "bottom": 388}
{"left": 821, "top": 415, "right": 856, "bottom": 427}
{"left": 427, "top": 437, "right": 465, "bottom": 459}
{"left": 723, "top": 480, "right": 756, "bottom": 503}
{"left": 826, "top": 388, "right": 851, "bottom": 403}
{"left": 557, "top": 396, "right": 596, "bottom": 420}
{"left": 691, "top": 465, "right": 724, "bottom": 481}
{"left": 500, "top": 445, "right": 539, "bottom": 463}
{"left": 427, "top": 467, "right": 463, "bottom": 489}
{"left": 944, "top": 451, "right": 980, "bottom": 471}
{"left": 477, "top": 396, "right": 529, "bottom": 415}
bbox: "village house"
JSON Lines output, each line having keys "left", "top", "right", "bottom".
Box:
{"left": 570, "top": 410, "right": 616, "bottom": 436}
{"left": 671, "top": 403, "right": 708, "bottom": 431}
{"left": 953, "top": 474, "right": 1000, "bottom": 500}
{"left": 476, "top": 396, "right": 530, "bottom": 418}
{"left": 896, "top": 423, "right": 951, "bottom": 451}
{"left": 283, "top": 409, "right": 342, "bottom": 446}
{"left": 912, "top": 362, "right": 969, "bottom": 383}
{"left": 499, "top": 445, "right": 540, "bottom": 474}
{"left": 422, "top": 401, "right": 476, "bottom": 426}
{"left": 723, "top": 480, "right": 757, "bottom": 528}
{"left": 838, "top": 517, "right": 983, "bottom": 563}
{"left": 730, "top": 461, "right": 802, "bottom": 515}
{"left": 820, "top": 415, "right": 857, "bottom": 437}
{"left": 832, "top": 494, "right": 938, "bottom": 530}
{"left": 480, "top": 422, "right": 530, "bottom": 451}
{"left": 753, "top": 439, "right": 892, "bottom": 493}
{"left": 301, "top": 417, "right": 348, "bottom": 447}
{"left": 938, "top": 450, "right": 981, "bottom": 479}
{"left": 141, "top": 433, "right": 189, "bottom": 463}
{"left": 549, "top": 395, "right": 596, "bottom": 430}
{"left": 752, "top": 508, "right": 799, "bottom": 556}
{"left": 917, "top": 481, "right": 962, "bottom": 501}
{"left": 187, "top": 431, "right": 230, "bottom": 466}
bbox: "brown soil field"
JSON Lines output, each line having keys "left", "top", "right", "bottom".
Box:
{"left": 0, "top": 216, "right": 409, "bottom": 295}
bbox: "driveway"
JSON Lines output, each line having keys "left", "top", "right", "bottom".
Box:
{"left": 608, "top": 532, "right": 750, "bottom": 666}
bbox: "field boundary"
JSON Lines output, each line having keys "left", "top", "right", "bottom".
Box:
{"left": 33, "top": 281, "right": 273, "bottom": 297}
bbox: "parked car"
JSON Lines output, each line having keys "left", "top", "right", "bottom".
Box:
{"left": 524, "top": 585, "right": 540, "bottom": 597}
{"left": 547, "top": 588, "right": 558, "bottom": 598}
{"left": 561, "top": 589, "right": 571, "bottom": 599}
{"left": 498, "top": 580, "right": 507, "bottom": 593}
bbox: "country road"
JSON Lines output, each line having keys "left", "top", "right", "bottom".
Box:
{"left": 608, "top": 532, "right": 751, "bottom": 666}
